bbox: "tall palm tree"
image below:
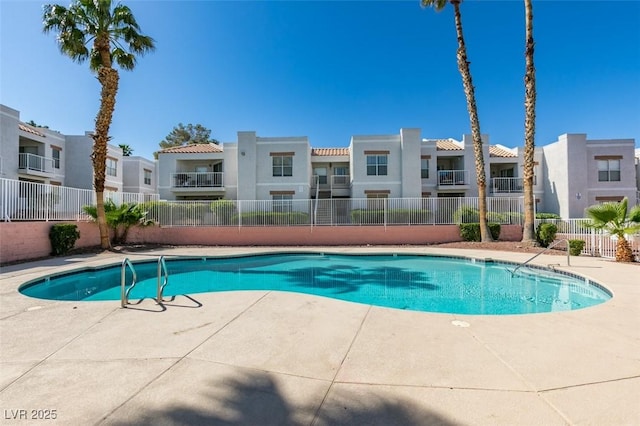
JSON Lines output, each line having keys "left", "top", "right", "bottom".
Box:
{"left": 521, "top": 0, "right": 537, "bottom": 245}
{"left": 43, "top": 0, "right": 154, "bottom": 249}
{"left": 585, "top": 198, "right": 640, "bottom": 262}
{"left": 421, "top": 0, "right": 493, "bottom": 241}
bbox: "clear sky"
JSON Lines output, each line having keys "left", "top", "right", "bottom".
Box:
{"left": 1, "top": 0, "right": 639, "bottom": 160}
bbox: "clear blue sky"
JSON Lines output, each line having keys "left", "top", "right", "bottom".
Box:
{"left": 1, "top": 0, "right": 639, "bottom": 160}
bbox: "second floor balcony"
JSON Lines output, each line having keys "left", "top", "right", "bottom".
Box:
{"left": 490, "top": 176, "right": 537, "bottom": 194}
{"left": 171, "top": 172, "right": 224, "bottom": 189}
{"left": 311, "top": 174, "right": 351, "bottom": 196}
{"left": 18, "top": 153, "right": 59, "bottom": 177}
{"left": 437, "top": 170, "right": 469, "bottom": 188}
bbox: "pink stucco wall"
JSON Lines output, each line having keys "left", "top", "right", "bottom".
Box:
{"left": 1, "top": 222, "right": 523, "bottom": 264}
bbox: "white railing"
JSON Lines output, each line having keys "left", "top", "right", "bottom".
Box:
{"left": 171, "top": 172, "right": 223, "bottom": 188}
{"left": 331, "top": 174, "right": 350, "bottom": 188}
{"left": 0, "top": 178, "right": 159, "bottom": 222}
{"left": 491, "top": 177, "right": 523, "bottom": 193}
{"left": 18, "top": 153, "right": 56, "bottom": 174}
{"left": 438, "top": 170, "right": 469, "bottom": 186}
{"left": 534, "top": 218, "right": 640, "bottom": 261}
{"left": 146, "top": 196, "right": 524, "bottom": 227}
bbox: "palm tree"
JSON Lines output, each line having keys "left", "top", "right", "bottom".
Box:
{"left": 43, "top": 0, "right": 154, "bottom": 249}
{"left": 421, "top": 0, "right": 493, "bottom": 241}
{"left": 585, "top": 198, "right": 640, "bottom": 262}
{"left": 119, "top": 144, "right": 133, "bottom": 156}
{"left": 521, "top": 0, "right": 537, "bottom": 245}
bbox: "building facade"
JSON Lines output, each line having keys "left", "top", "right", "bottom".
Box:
{"left": 0, "top": 104, "right": 156, "bottom": 194}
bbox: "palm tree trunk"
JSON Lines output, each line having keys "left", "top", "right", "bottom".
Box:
{"left": 522, "top": 0, "right": 537, "bottom": 244}
{"left": 615, "top": 237, "right": 633, "bottom": 262}
{"left": 452, "top": 0, "right": 493, "bottom": 242}
{"left": 92, "top": 66, "right": 119, "bottom": 250}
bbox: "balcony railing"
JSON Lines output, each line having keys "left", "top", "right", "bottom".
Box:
{"left": 171, "top": 172, "right": 223, "bottom": 188}
{"left": 311, "top": 174, "right": 350, "bottom": 189}
{"left": 18, "top": 153, "right": 56, "bottom": 174}
{"left": 491, "top": 177, "right": 523, "bottom": 193}
{"left": 438, "top": 170, "right": 469, "bottom": 186}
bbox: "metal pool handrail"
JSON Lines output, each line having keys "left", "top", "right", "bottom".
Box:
{"left": 511, "top": 238, "right": 571, "bottom": 276}
{"left": 120, "top": 257, "right": 138, "bottom": 307}
{"left": 157, "top": 255, "right": 169, "bottom": 303}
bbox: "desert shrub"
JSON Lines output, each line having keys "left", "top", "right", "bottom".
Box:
{"left": 536, "top": 223, "right": 558, "bottom": 247}
{"left": 210, "top": 200, "right": 237, "bottom": 225}
{"left": 568, "top": 239, "right": 586, "bottom": 256}
{"left": 350, "top": 209, "right": 430, "bottom": 224}
{"left": 536, "top": 212, "right": 561, "bottom": 220}
{"left": 459, "top": 223, "right": 501, "bottom": 242}
{"left": 233, "top": 211, "right": 310, "bottom": 225}
{"left": 49, "top": 223, "right": 80, "bottom": 255}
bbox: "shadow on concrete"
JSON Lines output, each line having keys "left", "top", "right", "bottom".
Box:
{"left": 108, "top": 370, "right": 455, "bottom": 426}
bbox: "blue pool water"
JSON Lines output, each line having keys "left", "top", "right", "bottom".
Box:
{"left": 19, "top": 253, "right": 611, "bottom": 315}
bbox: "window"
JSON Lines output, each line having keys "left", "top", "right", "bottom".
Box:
{"left": 144, "top": 169, "right": 152, "bottom": 185}
{"left": 421, "top": 158, "right": 429, "bottom": 179}
{"left": 598, "top": 159, "right": 620, "bottom": 182}
{"left": 272, "top": 155, "right": 293, "bottom": 177}
{"left": 106, "top": 158, "right": 117, "bottom": 177}
{"left": 314, "top": 167, "right": 327, "bottom": 184}
{"left": 366, "top": 155, "right": 387, "bottom": 176}
{"left": 52, "top": 147, "right": 61, "bottom": 169}
{"left": 272, "top": 194, "right": 293, "bottom": 212}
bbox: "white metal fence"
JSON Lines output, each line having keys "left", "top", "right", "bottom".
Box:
{"left": 0, "top": 178, "right": 159, "bottom": 222}
{"left": 534, "top": 218, "right": 640, "bottom": 261}
{"left": 144, "top": 196, "right": 525, "bottom": 227}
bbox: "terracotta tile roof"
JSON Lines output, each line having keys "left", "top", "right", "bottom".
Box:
{"left": 311, "top": 148, "right": 349, "bottom": 156}
{"left": 159, "top": 143, "right": 223, "bottom": 154}
{"left": 436, "top": 139, "right": 463, "bottom": 151}
{"left": 489, "top": 145, "right": 517, "bottom": 158}
{"left": 19, "top": 123, "right": 46, "bottom": 137}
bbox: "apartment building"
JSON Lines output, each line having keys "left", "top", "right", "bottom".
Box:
{"left": 0, "top": 104, "right": 155, "bottom": 194}
{"left": 541, "top": 134, "right": 638, "bottom": 218}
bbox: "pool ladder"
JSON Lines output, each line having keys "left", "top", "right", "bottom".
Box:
{"left": 120, "top": 256, "right": 170, "bottom": 307}
{"left": 511, "top": 239, "right": 570, "bottom": 277}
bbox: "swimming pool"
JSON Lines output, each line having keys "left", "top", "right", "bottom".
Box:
{"left": 19, "top": 253, "right": 611, "bottom": 315}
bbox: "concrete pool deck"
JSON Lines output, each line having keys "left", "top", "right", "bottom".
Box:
{"left": 0, "top": 246, "right": 638, "bottom": 425}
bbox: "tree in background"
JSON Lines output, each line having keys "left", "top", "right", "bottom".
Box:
{"left": 43, "top": 0, "right": 154, "bottom": 250}
{"left": 119, "top": 144, "right": 133, "bottom": 156}
{"left": 585, "top": 198, "right": 640, "bottom": 263}
{"left": 521, "top": 0, "right": 537, "bottom": 245}
{"left": 421, "top": 0, "right": 493, "bottom": 242}
{"left": 155, "top": 123, "right": 219, "bottom": 158}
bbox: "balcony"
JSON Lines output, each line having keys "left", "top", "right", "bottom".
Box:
{"left": 491, "top": 177, "right": 523, "bottom": 193}
{"left": 437, "top": 170, "right": 469, "bottom": 189}
{"left": 18, "top": 153, "right": 58, "bottom": 177}
{"left": 171, "top": 172, "right": 224, "bottom": 191}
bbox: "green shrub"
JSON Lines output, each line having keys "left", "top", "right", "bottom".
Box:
{"left": 453, "top": 206, "right": 479, "bottom": 224}
{"left": 536, "top": 223, "right": 558, "bottom": 247}
{"left": 210, "top": 200, "right": 237, "bottom": 225}
{"left": 233, "top": 211, "right": 310, "bottom": 225}
{"left": 49, "top": 224, "right": 80, "bottom": 256}
{"left": 453, "top": 206, "right": 506, "bottom": 224}
{"left": 536, "top": 212, "right": 561, "bottom": 220}
{"left": 350, "top": 209, "right": 430, "bottom": 224}
{"left": 459, "top": 223, "right": 501, "bottom": 242}
{"left": 568, "top": 239, "right": 586, "bottom": 256}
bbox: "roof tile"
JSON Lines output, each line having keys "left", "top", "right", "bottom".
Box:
{"left": 19, "top": 123, "right": 46, "bottom": 137}
{"left": 311, "top": 148, "right": 349, "bottom": 156}
{"left": 159, "top": 143, "right": 223, "bottom": 154}
{"left": 436, "top": 139, "right": 463, "bottom": 151}
{"left": 489, "top": 145, "right": 517, "bottom": 158}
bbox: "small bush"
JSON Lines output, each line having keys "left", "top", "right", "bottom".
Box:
{"left": 453, "top": 206, "right": 506, "bottom": 224}
{"left": 350, "top": 209, "right": 430, "bottom": 224}
{"left": 49, "top": 223, "right": 80, "bottom": 256}
{"left": 568, "top": 239, "right": 586, "bottom": 256}
{"left": 459, "top": 223, "right": 501, "bottom": 242}
{"left": 210, "top": 200, "right": 237, "bottom": 225}
{"left": 536, "top": 212, "right": 561, "bottom": 220}
{"left": 536, "top": 223, "right": 558, "bottom": 247}
{"left": 233, "top": 211, "right": 310, "bottom": 225}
